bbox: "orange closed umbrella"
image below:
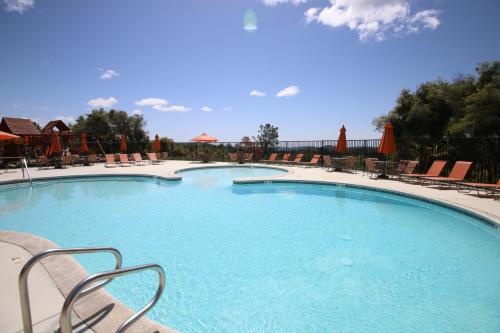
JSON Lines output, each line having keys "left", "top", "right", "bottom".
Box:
{"left": 79, "top": 132, "right": 89, "bottom": 154}
{"left": 378, "top": 122, "right": 396, "bottom": 155}
{"left": 153, "top": 134, "right": 161, "bottom": 152}
{"left": 48, "top": 132, "right": 62, "bottom": 156}
{"left": 335, "top": 125, "right": 347, "bottom": 154}
{"left": 119, "top": 132, "right": 127, "bottom": 152}
{"left": 0, "top": 131, "right": 20, "bottom": 140}
{"left": 191, "top": 133, "right": 218, "bottom": 143}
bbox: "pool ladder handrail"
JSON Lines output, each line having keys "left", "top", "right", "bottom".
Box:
{"left": 18, "top": 247, "right": 123, "bottom": 333}
{"left": 59, "top": 263, "right": 166, "bottom": 333}
{"left": 21, "top": 158, "right": 32, "bottom": 185}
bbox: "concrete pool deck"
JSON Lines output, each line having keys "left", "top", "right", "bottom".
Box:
{"left": 0, "top": 160, "right": 499, "bottom": 332}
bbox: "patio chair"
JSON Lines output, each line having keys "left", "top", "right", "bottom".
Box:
{"left": 322, "top": 155, "right": 333, "bottom": 171}
{"left": 228, "top": 152, "right": 239, "bottom": 163}
{"left": 105, "top": 154, "right": 117, "bottom": 168}
{"left": 87, "top": 154, "right": 97, "bottom": 166}
{"left": 363, "top": 158, "right": 383, "bottom": 178}
{"left": 345, "top": 156, "right": 357, "bottom": 171}
{"left": 458, "top": 179, "right": 500, "bottom": 199}
{"left": 38, "top": 155, "right": 51, "bottom": 169}
{"left": 259, "top": 153, "right": 277, "bottom": 163}
{"left": 61, "top": 155, "right": 73, "bottom": 168}
{"left": 299, "top": 154, "right": 321, "bottom": 167}
{"left": 147, "top": 152, "right": 162, "bottom": 165}
{"left": 396, "top": 160, "right": 419, "bottom": 179}
{"left": 421, "top": 161, "right": 473, "bottom": 189}
{"left": 119, "top": 154, "right": 132, "bottom": 167}
{"left": 132, "top": 153, "right": 147, "bottom": 166}
{"left": 160, "top": 152, "right": 169, "bottom": 161}
{"left": 400, "top": 160, "right": 447, "bottom": 183}
{"left": 243, "top": 153, "right": 253, "bottom": 163}
{"left": 283, "top": 153, "right": 304, "bottom": 165}
{"left": 271, "top": 153, "right": 291, "bottom": 164}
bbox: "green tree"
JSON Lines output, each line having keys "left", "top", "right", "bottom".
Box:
{"left": 256, "top": 124, "right": 279, "bottom": 153}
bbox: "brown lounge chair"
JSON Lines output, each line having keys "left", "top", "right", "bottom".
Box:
{"left": 363, "top": 158, "right": 383, "bottom": 178}
{"left": 228, "top": 152, "right": 239, "bottom": 163}
{"left": 299, "top": 154, "right": 321, "bottom": 167}
{"left": 271, "top": 153, "right": 291, "bottom": 164}
{"left": 283, "top": 153, "right": 304, "bottom": 165}
{"left": 119, "top": 154, "right": 132, "bottom": 167}
{"left": 38, "top": 155, "right": 51, "bottom": 169}
{"left": 400, "top": 160, "right": 447, "bottom": 183}
{"left": 147, "top": 152, "right": 162, "bottom": 165}
{"left": 322, "top": 155, "right": 332, "bottom": 171}
{"left": 105, "top": 154, "right": 117, "bottom": 168}
{"left": 259, "top": 153, "right": 277, "bottom": 163}
{"left": 132, "top": 153, "right": 147, "bottom": 166}
{"left": 458, "top": 179, "right": 500, "bottom": 198}
{"left": 421, "top": 161, "right": 473, "bottom": 188}
{"left": 243, "top": 153, "right": 253, "bottom": 163}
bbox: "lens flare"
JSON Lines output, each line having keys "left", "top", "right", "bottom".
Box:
{"left": 243, "top": 10, "right": 258, "bottom": 31}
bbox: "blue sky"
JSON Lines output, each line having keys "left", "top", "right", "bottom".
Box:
{"left": 1, "top": 0, "right": 499, "bottom": 141}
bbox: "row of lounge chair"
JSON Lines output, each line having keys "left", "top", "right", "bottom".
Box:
{"left": 105, "top": 153, "right": 164, "bottom": 167}
{"left": 259, "top": 153, "right": 323, "bottom": 167}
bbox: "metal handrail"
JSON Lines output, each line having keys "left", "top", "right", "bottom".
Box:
{"left": 59, "top": 264, "right": 165, "bottom": 333}
{"left": 21, "top": 158, "right": 32, "bottom": 185}
{"left": 18, "top": 247, "right": 122, "bottom": 333}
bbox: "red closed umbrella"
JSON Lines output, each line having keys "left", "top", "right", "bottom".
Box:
{"left": 335, "top": 125, "right": 347, "bottom": 154}
{"left": 153, "top": 134, "right": 161, "bottom": 152}
{"left": 378, "top": 122, "right": 396, "bottom": 155}
{"left": 79, "top": 132, "right": 89, "bottom": 154}
{"left": 48, "top": 132, "right": 62, "bottom": 156}
{"left": 119, "top": 132, "right": 127, "bottom": 152}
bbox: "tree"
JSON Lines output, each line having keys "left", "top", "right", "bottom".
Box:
{"left": 256, "top": 124, "right": 279, "bottom": 153}
{"left": 373, "top": 61, "right": 500, "bottom": 138}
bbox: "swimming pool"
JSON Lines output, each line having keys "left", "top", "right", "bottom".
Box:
{"left": 0, "top": 167, "right": 499, "bottom": 333}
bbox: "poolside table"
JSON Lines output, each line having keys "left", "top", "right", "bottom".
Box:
{"left": 331, "top": 157, "right": 348, "bottom": 171}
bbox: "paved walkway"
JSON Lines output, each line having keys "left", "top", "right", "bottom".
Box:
{"left": 0, "top": 160, "right": 498, "bottom": 333}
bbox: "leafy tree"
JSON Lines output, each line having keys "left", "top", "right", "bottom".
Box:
{"left": 373, "top": 61, "right": 500, "bottom": 138}
{"left": 256, "top": 123, "right": 279, "bottom": 153}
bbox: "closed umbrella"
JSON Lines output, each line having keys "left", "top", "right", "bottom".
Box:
{"left": 119, "top": 132, "right": 127, "bottom": 152}
{"left": 153, "top": 134, "right": 161, "bottom": 153}
{"left": 48, "top": 132, "right": 62, "bottom": 156}
{"left": 378, "top": 122, "right": 395, "bottom": 155}
{"left": 79, "top": 132, "right": 89, "bottom": 154}
{"left": 335, "top": 125, "right": 347, "bottom": 154}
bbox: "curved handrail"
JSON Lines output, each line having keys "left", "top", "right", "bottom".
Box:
{"left": 18, "top": 247, "right": 122, "bottom": 333}
{"left": 59, "top": 263, "right": 165, "bottom": 333}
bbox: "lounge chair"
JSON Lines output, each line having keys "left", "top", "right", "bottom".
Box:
{"left": 132, "top": 153, "right": 147, "bottom": 166}
{"left": 105, "top": 154, "right": 117, "bottom": 168}
{"left": 228, "top": 152, "right": 239, "bottom": 163}
{"left": 400, "top": 160, "right": 447, "bottom": 183}
{"left": 299, "top": 154, "right": 321, "bottom": 167}
{"left": 395, "top": 160, "right": 419, "bottom": 179}
{"left": 282, "top": 153, "right": 304, "bottom": 165}
{"left": 86, "top": 154, "right": 96, "bottom": 166}
{"left": 259, "top": 153, "right": 277, "bottom": 163}
{"left": 363, "top": 158, "right": 383, "bottom": 178}
{"left": 160, "top": 152, "right": 169, "bottom": 161}
{"left": 38, "top": 155, "right": 51, "bottom": 169}
{"left": 119, "top": 154, "right": 132, "bottom": 167}
{"left": 147, "top": 152, "right": 162, "bottom": 165}
{"left": 271, "top": 153, "right": 291, "bottom": 164}
{"left": 61, "top": 155, "right": 73, "bottom": 168}
{"left": 243, "top": 153, "right": 253, "bottom": 163}
{"left": 345, "top": 156, "right": 357, "bottom": 171}
{"left": 421, "top": 161, "right": 473, "bottom": 188}
{"left": 458, "top": 179, "right": 500, "bottom": 198}
{"left": 322, "top": 155, "right": 332, "bottom": 171}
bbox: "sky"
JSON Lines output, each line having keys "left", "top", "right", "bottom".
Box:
{"left": 0, "top": 0, "right": 499, "bottom": 141}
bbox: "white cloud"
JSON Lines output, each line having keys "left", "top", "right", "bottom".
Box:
{"left": 154, "top": 105, "right": 191, "bottom": 113}
{"left": 56, "top": 115, "right": 75, "bottom": 124}
{"left": 201, "top": 106, "right": 213, "bottom": 112}
{"left": 250, "top": 90, "right": 266, "bottom": 97}
{"left": 3, "top": 0, "right": 34, "bottom": 14}
{"left": 100, "top": 69, "right": 119, "bottom": 80}
{"left": 262, "top": 0, "right": 308, "bottom": 6}
{"left": 88, "top": 97, "right": 117, "bottom": 108}
{"left": 132, "top": 109, "right": 143, "bottom": 116}
{"left": 276, "top": 85, "right": 300, "bottom": 97}
{"left": 135, "top": 98, "right": 168, "bottom": 107}
{"left": 305, "top": 0, "right": 440, "bottom": 41}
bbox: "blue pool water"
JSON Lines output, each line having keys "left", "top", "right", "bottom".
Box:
{"left": 0, "top": 167, "right": 499, "bottom": 333}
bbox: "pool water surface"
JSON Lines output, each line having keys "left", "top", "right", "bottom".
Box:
{"left": 0, "top": 167, "right": 499, "bottom": 333}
